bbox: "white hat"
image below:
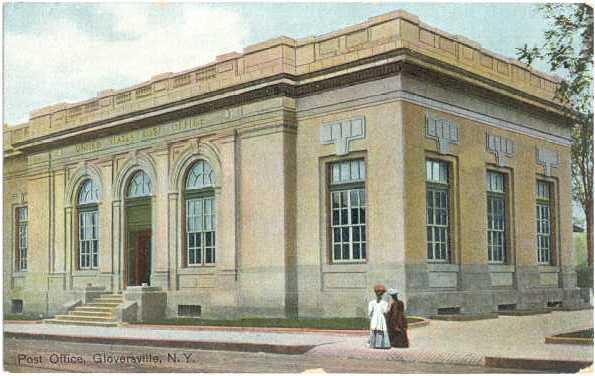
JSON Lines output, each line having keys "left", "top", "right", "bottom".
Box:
{"left": 388, "top": 288, "right": 398, "bottom": 296}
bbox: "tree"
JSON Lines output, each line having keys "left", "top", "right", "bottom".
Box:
{"left": 517, "top": 4, "right": 593, "bottom": 268}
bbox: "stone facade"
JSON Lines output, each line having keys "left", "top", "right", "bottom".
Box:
{"left": 3, "top": 10, "right": 583, "bottom": 319}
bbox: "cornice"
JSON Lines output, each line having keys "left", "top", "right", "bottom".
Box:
{"left": 7, "top": 48, "right": 571, "bottom": 156}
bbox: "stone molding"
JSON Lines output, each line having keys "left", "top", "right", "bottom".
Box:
{"left": 113, "top": 151, "right": 159, "bottom": 200}
{"left": 64, "top": 163, "right": 104, "bottom": 206}
{"left": 169, "top": 140, "right": 223, "bottom": 192}
{"left": 536, "top": 147, "right": 560, "bottom": 177}
{"left": 320, "top": 116, "right": 366, "bottom": 156}
{"left": 486, "top": 132, "right": 515, "bottom": 167}
{"left": 425, "top": 112, "right": 459, "bottom": 154}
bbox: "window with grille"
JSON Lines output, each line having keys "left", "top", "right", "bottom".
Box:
{"left": 426, "top": 159, "right": 450, "bottom": 261}
{"left": 487, "top": 171, "right": 507, "bottom": 263}
{"left": 127, "top": 170, "right": 152, "bottom": 198}
{"left": 186, "top": 160, "right": 216, "bottom": 266}
{"left": 78, "top": 179, "right": 100, "bottom": 269}
{"left": 329, "top": 159, "right": 367, "bottom": 263}
{"left": 536, "top": 180, "right": 553, "bottom": 264}
{"left": 15, "top": 207, "right": 28, "bottom": 271}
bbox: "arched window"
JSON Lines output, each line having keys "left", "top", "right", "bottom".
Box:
{"left": 78, "top": 179, "right": 100, "bottom": 269}
{"left": 185, "top": 160, "right": 216, "bottom": 266}
{"left": 127, "top": 170, "right": 152, "bottom": 198}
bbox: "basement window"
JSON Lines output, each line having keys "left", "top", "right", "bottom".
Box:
{"left": 11, "top": 299, "right": 23, "bottom": 314}
{"left": 497, "top": 304, "right": 517, "bottom": 311}
{"left": 178, "top": 305, "right": 201, "bottom": 317}
{"left": 437, "top": 306, "right": 460, "bottom": 315}
{"left": 547, "top": 301, "right": 562, "bottom": 308}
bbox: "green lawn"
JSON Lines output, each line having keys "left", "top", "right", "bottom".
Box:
{"left": 554, "top": 328, "right": 593, "bottom": 339}
{"left": 3, "top": 314, "right": 41, "bottom": 321}
{"left": 140, "top": 317, "right": 424, "bottom": 330}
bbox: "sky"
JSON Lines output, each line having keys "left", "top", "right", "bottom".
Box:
{"left": 2, "top": 2, "right": 587, "bottom": 220}
{"left": 3, "top": 2, "right": 556, "bottom": 126}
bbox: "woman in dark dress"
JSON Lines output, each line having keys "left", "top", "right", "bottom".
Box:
{"left": 386, "top": 289, "right": 409, "bottom": 348}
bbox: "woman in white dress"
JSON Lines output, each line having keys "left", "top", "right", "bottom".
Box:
{"left": 368, "top": 284, "right": 390, "bottom": 349}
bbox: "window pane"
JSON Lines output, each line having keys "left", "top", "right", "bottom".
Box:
{"left": 186, "top": 196, "right": 216, "bottom": 265}
{"left": 426, "top": 185, "right": 450, "bottom": 261}
{"left": 330, "top": 160, "right": 365, "bottom": 184}
{"left": 332, "top": 245, "right": 340, "bottom": 260}
{"left": 329, "top": 187, "right": 367, "bottom": 262}
{"left": 342, "top": 244, "right": 350, "bottom": 260}
{"left": 353, "top": 243, "right": 361, "bottom": 259}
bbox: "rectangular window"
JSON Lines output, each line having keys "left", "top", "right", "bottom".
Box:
{"left": 426, "top": 160, "right": 450, "bottom": 261}
{"left": 536, "top": 180, "right": 553, "bottom": 264}
{"left": 79, "top": 210, "right": 99, "bottom": 269}
{"left": 16, "top": 207, "right": 28, "bottom": 271}
{"left": 187, "top": 197, "right": 216, "bottom": 265}
{"left": 487, "top": 171, "right": 506, "bottom": 263}
{"left": 329, "top": 159, "right": 367, "bottom": 263}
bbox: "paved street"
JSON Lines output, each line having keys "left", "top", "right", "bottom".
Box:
{"left": 3, "top": 310, "right": 592, "bottom": 372}
{"left": 4, "top": 338, "right": 538, "bottom": 373}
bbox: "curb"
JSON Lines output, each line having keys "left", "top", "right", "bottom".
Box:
{"left": 122, "top": 323, "right": 368, "bottom": 335}
{"left": 123, "top": 317, "right": 429, "bottom": 334}
{"left": 4, "top": 331, "right": 315, "bottom": 355}
{"left": 485, "top": 356, "right": 593, "bottom": 372}
{"left": 427, "top": 313, "right": 498, "bottom": 321}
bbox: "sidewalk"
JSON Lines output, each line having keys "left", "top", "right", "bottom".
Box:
{"left": 308, "top": 309, "right": 594, "bottom": 370}
{"left": 4, "top": 309, "right": 593, "bottom": 371}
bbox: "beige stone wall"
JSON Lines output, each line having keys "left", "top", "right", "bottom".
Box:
{"left": 402, "top": 100, "right": 573, "bottom": 291}
{"left": 295, "top": 99, "right": 407, "bottom": 317}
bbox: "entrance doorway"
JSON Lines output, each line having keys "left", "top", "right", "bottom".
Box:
{"left": 126, "top": 199, "right": 152, "bottom": 287}
{"left": 124, "top": 170, "right": 153, "bottom": 287}
{"left": 128, "top": 228, "right": 151, "bottom": 286}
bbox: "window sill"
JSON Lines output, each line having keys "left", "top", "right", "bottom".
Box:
{"left": 12, "top": 272, "right": 26, "bottom": 278}
{"left": 72, "top": 270, "right": 99, "bottom": 276}
{"left": 426, "top": 262, "right": 459, "bottom": 273}
{"left": 322, "top": 262, "right": 367, "bottom": 273}
{"left": 488, "top": 264, "right": 515, "bottom": 273}
{"left": 538, "top": 265, "right": 559, "bottom": 273}
{"left": 178, "top": 266, "right": 216, "bottom": 275}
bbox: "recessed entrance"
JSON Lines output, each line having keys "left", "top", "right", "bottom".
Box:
{"left": 125, "top": 170, "right": 153, "bottom": 287}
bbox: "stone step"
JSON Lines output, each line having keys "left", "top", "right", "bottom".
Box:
{"left": 74, "top": 306, "right": 114, "bottom": 313}
{"left": 100, "top": 294, "right": 123, "bottom": 299}
{"left": 86, "top": 303, "right": 120, "bottom": 308}
{"left": 45, "top": 319, "right": 119, "bottom": 327}
{"left": 54, "top": 315, "right": 116, "bottom": 322}
{"left": 69, "top": 310, "right": 114, "bottom": 318}
{"left": 94, "top": 298, "right": 123, "bottom": 304}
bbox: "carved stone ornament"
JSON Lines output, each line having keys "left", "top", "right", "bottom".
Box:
{"left": 536, "top": 147, "right": 559, "bottom": 177}
{"left": 425, "top": 113, "right": 459, "bottom": 154}
{"left": 486, "top": 132, "right": 515, "bottom": 167}
{"left": 320, "top": 116, "right": 365, "bottom": 156}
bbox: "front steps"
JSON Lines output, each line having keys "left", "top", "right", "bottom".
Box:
{"left": 45, "top": 293, "right": 123, "bottom": 327}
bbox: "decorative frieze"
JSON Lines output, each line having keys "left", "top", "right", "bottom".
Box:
{"left": 320, "top": 116, "right": 366, "bottom": 156}
{"left": 486, "top": 132, "right": 514, "bottom": 167}
{"left": 425, "top": 113, "right": 459, "bottom": 154}
{"left": 536, "top": 147, "right": 560, "bottom": 176}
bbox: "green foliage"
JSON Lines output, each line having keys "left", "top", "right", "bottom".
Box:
{"left": 575, "top": 232, "right": 588, "bottom": 265}
{"left": 3, "top": 313, "right": 42, "bottom": 321}
{"left": 517, "top": 4, "right": 593, "bottom": 265}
